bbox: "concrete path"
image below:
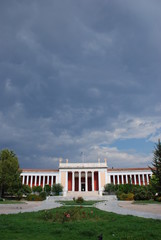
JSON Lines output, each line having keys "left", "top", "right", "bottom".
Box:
{"left": 0, "top": 197, "right": 61, "bottom": 215}
{"left": 95, "top": 195, "right": 161, "bottom": 220}
{"left": 1, "top": 195, "right": 161, "bottom": 220}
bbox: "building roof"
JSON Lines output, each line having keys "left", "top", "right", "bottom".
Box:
{"left": 108, "top": 167, "right": 151, "bottom": 172}
{"left": 21, "top": 169, "right": 59, "bottom": 172}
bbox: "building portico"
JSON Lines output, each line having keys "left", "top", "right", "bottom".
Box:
{"left": 59, "top": 159, "right": 108, "bottom": 196}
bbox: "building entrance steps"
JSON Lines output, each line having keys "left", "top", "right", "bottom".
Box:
{"left": 66, "top": 191, "right": 100, "bottom": 197}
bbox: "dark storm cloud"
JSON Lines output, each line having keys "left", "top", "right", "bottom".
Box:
{"left": 0, "top": 0, "right": 161, "bottom": 168}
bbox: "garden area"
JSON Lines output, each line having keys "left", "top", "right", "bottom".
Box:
{"left": 1, "top": 206, "right": 161, "bottom": 240}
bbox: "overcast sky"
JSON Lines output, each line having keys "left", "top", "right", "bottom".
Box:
{"left": 1, "top": 0, "right": 161, "bottom": 169}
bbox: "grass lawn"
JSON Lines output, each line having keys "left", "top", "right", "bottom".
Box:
{"left": 133, "top": 200, "right": 161, "bottom": 205}
{"left": 57, "top": 200, "right": 103, "bottom": 206}
{"left": 0, "top": 200, "right": 26, "bottom": 204}
{"left": 0, "top": 206, "right": 161, "bottom": 240}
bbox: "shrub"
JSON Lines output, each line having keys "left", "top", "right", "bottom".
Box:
{"left": 0, "top": 198, "right": 4, "bottom": 201}
{"left": 22, "top": 185, "right": 32, "bottom": 195}
{"left": 134, "top": 189, "right": 152, "bottom": 201}
{"left": 117, "top": 192, "right": 134, "bottom": 201}
{"left": 39, "top": 191, "right": 46, "bottom": 200}
{"left": 27, "top": 194, "right": 42, "bottom": 201}
{"left": 32, "top": 186, "right": 42, "bottom": 193}
{"left": 156, "top": 197, "right": 161, "bottom": 202}
{"left": 75, "top": 197, "right": 84, "bottom": 204}
{"left": 104, "top": 184, "right": 118, "bottom": 194}
{"left": 118, "top": 184, "right": 133, "bottom": 194}
{"left": 44, "top": 185, "right": 51, "bottom": 196}
{"left": 27, "top": 192, "right": 46, "bottom": 201}
{"left": 52, "top": 184, "right": 63, "bottom": 195}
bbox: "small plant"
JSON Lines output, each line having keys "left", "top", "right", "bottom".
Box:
{"left": 73, "top": 197, "right": 76, "bottom": 202}
{"left": 117, "top": 192, "right": 134, "bottom": 201}
{"left": 27, "top": 194, "right": 42, "bottom": 201}
{"left": 44, "top": 185, "right": 51, "bottom": 196}
{"left": 41, "top": 210, "right": 53, "bottom": 220}
{"left": 32, "top": 186, "right": 42, "bottom": 193}
{"left": 22, "top": 185, "right": 32, "bottom": 196}
{"left": 52, "top": 184, "right": 63, "bottom": 195}
{"left": 39, "top": 191, "right": 46, "bottom": 200}
{"left": 76, "top": 197, "right": 84, "bottom": 204}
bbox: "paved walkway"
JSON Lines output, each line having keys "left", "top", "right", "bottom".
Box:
{"left": 0, "top": 197, "right": 61, "bottom": 215}
{"left": 0, "top": 195, "right": 161, "bottom": 220}
{"left": 95, "top": 196, "right": 161, "bottom": 220}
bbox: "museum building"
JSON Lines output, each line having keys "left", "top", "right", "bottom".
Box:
{"left": 21, "top": 159, "right": 152, "bottom": 196}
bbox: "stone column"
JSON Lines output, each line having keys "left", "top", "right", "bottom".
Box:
{"left": 113, "top": 175, "right": 116, "bottom": 185}
{"left": 65, "top": 171, "right": 68, "bottom": 192}
{"left": 117, "top": 175, "right": 119, "bottom": 185}
{"left": 30, "top": 176, "right": 33, "bottom": 188}
{"left": 51, "top": 176, "right": 54, "bottom": 187}
{"left": 39, "top": 176, "right": 41, "bottom": 186}
{"left": 47, "top": 175, "right": 49, "bottom": 185}
{"left": 43, "top": 176, "right": 45, "bottom": 188}
{"left": 129, "top": 175, "right": 132, "bottom": 184}
{"left": 121, "top": 175, "right": 124, "bottom": 184}
{"left": 79, "top": 172, "right": 81, "bottom": 191}
{"left": 34, "top": 175, "right": 37, "bottom": 186}
{"left": 72, "top": 171, "right": 75, "bottom": 191}
{"left": 134, "top": 175, "right": 136, "bottom": 185}
{"left": 92, "top": 171, "right": 94, "bottom": 191}
{"left": 85, "top": 172, "right": 88, "bottom": 191}
{"left": 125, "top": 175, "right": 128, "bottom": 184}
{"left": 22, "top": 175, "right": 25, "bottom": 185}
{"left": 98, "top": 171, "right": 102, "bottom": 195}
{"left": 142, "top": 174, "right": 145, "bottom": 185}
{"left": 26, "top": 175, "right": 29, "bottom": 185}
{"left": 138, "top": 175, "right": 141, "bottom": 185}
{"left": 146, "top": 174, "right": 149, "bottom": 184}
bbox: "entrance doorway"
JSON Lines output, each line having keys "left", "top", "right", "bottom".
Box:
{"left": 81, "top": 183, "right": 85, "bottom": 191}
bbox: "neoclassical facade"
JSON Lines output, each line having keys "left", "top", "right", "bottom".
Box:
{"left": 21, "top": 159, "right": 152, "bottom": 196}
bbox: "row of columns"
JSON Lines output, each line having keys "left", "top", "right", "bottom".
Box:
{"left": 22, "top": 175, "right": 58, "bottom": 188}
{"left": 66, "top": 171, "right": 101, "bottom": 192}
{"left": 110, "top": 173, "right": 152, "bottom": 185}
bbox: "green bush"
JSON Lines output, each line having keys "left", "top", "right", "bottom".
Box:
{"left": 44, "top": 185, "right": 51, "bottom": 195}
{"left": 75, "top": 197, "right": 84, "bottom": 204}
{"left": 117, "top": 192, "right": 134, "bottom": 201}
{"left": 0, "top": 198, "right": 4, "bottom": 201}
{"left": 104, "top": 184, "right": 118, "bottom": 194}
{"left": 27, "top": 192, "right": 46, "bottom": 201}
{"left": 155, "top": 196, "right": 161, "bottom": 202}
{"left": 118, "top": 184, "right": 134, "bottom": 194}
{"left": 27, "top": 194, "right": 42, "bottom": 201}
{"left": 32, "top": 186, "right": 42, "bottom": 193}
{"left": 39, "top": 191, "right": 46, "bottom": 200}
{"left": 41, "top": 210, "right": 53, "bottom": 220}
{"left": 22, "top": 185, "right": 32, "bottom": 195}
{"left": 52, "top": 184, "right": 63, "bottom": 195}
{"left": 134, "top": 189, "right": 152, "bottom": 201}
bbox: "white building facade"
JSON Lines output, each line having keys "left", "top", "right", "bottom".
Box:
{"left": 21, "top": 159, "right": 152, "bottom": 196}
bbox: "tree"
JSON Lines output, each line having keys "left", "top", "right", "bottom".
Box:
{"left": 52, "top": 183, "right": 63, "bottom": 195}
{"left": 44, "top": 184, "right": 51, "bottom": 196}
{"left": 151, "top": 139, "right": 161, "bottom": 194}
{"left": 0, "top": 149, "right": 22, "bottom": 197}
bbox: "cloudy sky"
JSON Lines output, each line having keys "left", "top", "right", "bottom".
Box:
{"left": 1, "top": 0, "right": 161, "bottom": 169}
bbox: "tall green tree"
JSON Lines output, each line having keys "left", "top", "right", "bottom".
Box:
{"left": 0, "top": 149, "right": 22, "bottom": 197}
{"left": 151, "top": 139, "right": 161, "bottom": 193}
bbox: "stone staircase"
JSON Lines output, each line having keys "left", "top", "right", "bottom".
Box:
{"left": 66, "top": 191, "right": 99, "bottom": 197}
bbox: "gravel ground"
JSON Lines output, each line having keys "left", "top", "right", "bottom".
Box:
{"left": 0, "top": 195, "right": 161, "bottom": 220}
